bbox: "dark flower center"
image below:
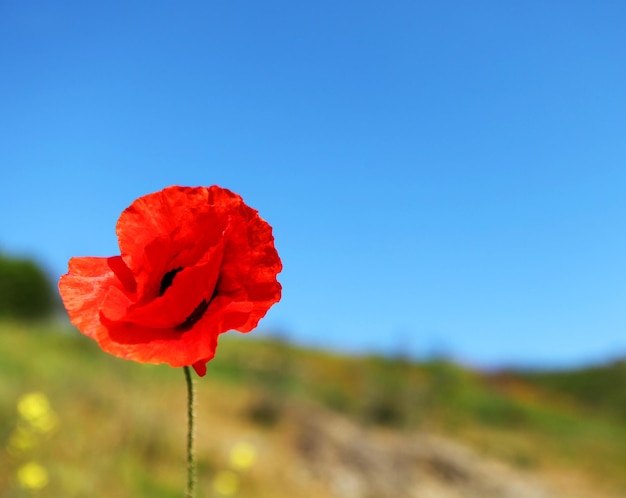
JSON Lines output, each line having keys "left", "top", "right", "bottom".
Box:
{"left": 176, "top": 299, "right": 209, "bottom": 332}
{"left": 175, "top": 283, "right": 220, "bottom": 332}
{"left": 159, "top": 267, "right": 182, "bottom": 296}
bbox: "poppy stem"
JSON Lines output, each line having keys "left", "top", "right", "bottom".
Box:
{"left": 184, "top": 366, "right": 196, "bottom": 498}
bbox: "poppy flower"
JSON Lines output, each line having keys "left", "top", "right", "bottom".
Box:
{"left": 59, "top": 186, "right": 282, "bottom": 376}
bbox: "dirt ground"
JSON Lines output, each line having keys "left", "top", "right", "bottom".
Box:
{"left": 195, "top": 389, "right": 622, "bottom": 498}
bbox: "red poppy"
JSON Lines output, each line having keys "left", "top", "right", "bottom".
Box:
{"left": 59, "top": 186, "right": 282, "bottom": 376}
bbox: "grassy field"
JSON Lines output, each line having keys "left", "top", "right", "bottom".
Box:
{"left": 1, "top": 320, "right": 626, "bottom": 497}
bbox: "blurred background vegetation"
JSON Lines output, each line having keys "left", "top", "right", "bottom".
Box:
{"left": 0, "top": 253, "right": 57, "bottom": 321}
{"left": 1, "top": 257, "right": 625, "bottom": 497}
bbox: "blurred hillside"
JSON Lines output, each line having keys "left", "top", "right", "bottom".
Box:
{"left": 1, "top": 321, "right": 625, "bottom": 498}
{"left": 517, "top": 360, "right": 626, "bottom": 423}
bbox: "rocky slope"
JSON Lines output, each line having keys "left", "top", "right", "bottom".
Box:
{"left": 290, "top": 408, "right": 549, "bottom": 498}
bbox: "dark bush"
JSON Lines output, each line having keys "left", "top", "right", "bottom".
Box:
{"left": 0, "top": 253, "right": 56, "bottom": 320}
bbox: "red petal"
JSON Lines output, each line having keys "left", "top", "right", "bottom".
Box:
{"left": 211, "top": 196, "right": 282, "bottom": 333}
{"left": 192, "top": 361, "right": 208, "bottom": 377}
{"left": 59, "top": 256, "right": 133, "bottom": 340}
{"left": 116, "top": 186, "right": 229, "bottom": 296}
{"left": 106, "top": 241, "right": 224, "bottom": 328}
{"left": 100, "top": 314, "right": 218, "bottom": 368}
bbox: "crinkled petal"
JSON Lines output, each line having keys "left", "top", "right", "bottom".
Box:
{"left": 212, "top": 198, "right": 282, "bottom": 333}
{"left": 59, "top": 256, "right": 134, "bottom": 339}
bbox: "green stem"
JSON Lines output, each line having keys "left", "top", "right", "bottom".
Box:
{"left": 184, "top": 366, "right": 195, "bottom": 498}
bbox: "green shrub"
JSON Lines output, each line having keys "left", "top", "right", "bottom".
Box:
{"left": 0, "top": 253, "right": 56, "bottom": 320}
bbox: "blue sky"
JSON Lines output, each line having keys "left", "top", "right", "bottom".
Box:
{"left": 1, "top": 0, "right": 625, "bottom": 368}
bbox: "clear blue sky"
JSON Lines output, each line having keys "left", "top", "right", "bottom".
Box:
{"left": 2, "top": 0, "right": 625, "bottom": 368}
